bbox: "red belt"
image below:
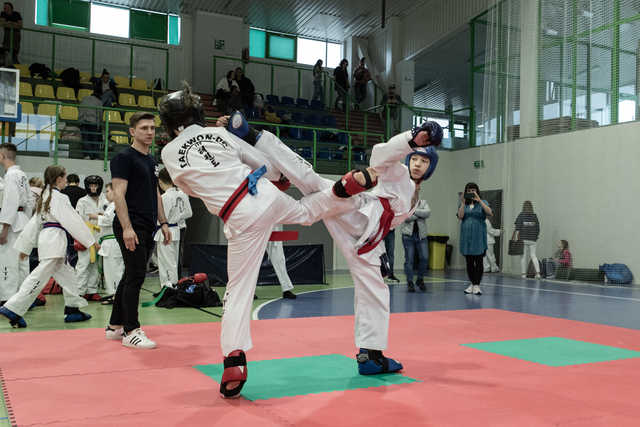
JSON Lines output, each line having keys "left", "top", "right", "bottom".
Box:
{"left": 357, "top": 197, "right": 394, "bottom": 255}
{"left": 219, "top": 178, "right": 251, "bottom": 223}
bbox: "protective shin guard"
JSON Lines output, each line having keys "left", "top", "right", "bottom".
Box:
{"left": 333, "top": 169, "right": 377, "bottom": 198}
{"left": 0, "top": 306, "right": 27, "bottom": 328}
{"left": 220, "top": 350, "right": 248, "bottom": 398}
{"left": 356, "top": 349, "right": 403, "bottom": 375}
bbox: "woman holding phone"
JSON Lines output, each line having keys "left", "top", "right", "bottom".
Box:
{"left": 457, "top": 182, "right": 493, "bottom": 295}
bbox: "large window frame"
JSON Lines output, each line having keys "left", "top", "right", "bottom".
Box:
{"left": 250, "top": 27, "right": 342, "bottom": 67}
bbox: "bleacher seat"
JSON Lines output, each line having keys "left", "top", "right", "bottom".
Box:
{"left": 305, "top": 114, "right": 320, "bottom": 126}
{"left": 132, "top": 78, "right": 148, "bottom": 91}
{"left": 113, "top": 76, "right": 131, "bottom": 88}
{"left": 111, "top": 131, "right": 129, "bottom": 145}
{"left": 352, "top": 148, "right": 366, "bottom": 162}
{"left": 34, "top": 84, "right": 55, "bottom": 99}
{"left": 138, "top": 95, "right": 155, "bottom": 109}
{"left": 14, "top": 64, "right": 30, "bottom": 77}
{"left": 103, "top": 110, "right": 124, "bottom": 124}
{"left": 56, "top": 87, "right": 76, "bottom": 101}
{"left": 317, "top": 151, "right": 331, "bottom": 160}
{"left": 337, "top": 133, "right": 348, "bottom": 144}
{"left": 296, "top": 98, "right": 309, "bottom": 109}
{"left": 292, "top": 112, "right": 304, "bottom": 123}
{"left": 59, "top": 106, "right": 79, "bottom": 121}
{"left": 119, "top": 93, "right": 137, "bottom": 107}
{"left": 77, "top": 89, "right": 92, "bottom": 101}
{"left": 301, "top": 129, "right": 314, "bottom": 140}
{"left": 37, "top": 104, "right": 57, "bottom": 116}
{"left": 296, "top": 147, "right": 312, "bottom": 159}
{"left": 79, "top": 72, "right": 91, "bottom": 82}
{"left": 324, "top": 115, "right": 337, "bottom": 128}
{"left": 266, "top": 95, "right": 279, "bottom": 105}
{"left": 19, "top": 82, "right": 33, "bottom": 97}
{"left": 288, "top": 128, "right": 302, "bottom": 139}
{"left": 280, "top": 96, "right": 295, "bottom": 106}
{"left": 154, "top": 115, "right": 162, "bottom": 127}
{"left": 123, "top": 112, "right": 135, "bottom": 125}
{"left": 310, "top": 100, "right": 324, "bottom": 110}
{"left": 20, "top": 102, "right": 34, "bottom": 115}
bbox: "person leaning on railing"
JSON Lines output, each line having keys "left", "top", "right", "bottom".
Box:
{"left": 78, "top": 91, "right": 103, "bottom": 160}
{"left": 0, "top": 2, "right": 21, "bottom": 65}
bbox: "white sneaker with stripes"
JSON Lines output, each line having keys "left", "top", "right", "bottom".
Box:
{"left": 105, "top": 326, "right": 124, "bottom": 340}
{"left": 122, "top": 328, "right": 157, "bottom": 349}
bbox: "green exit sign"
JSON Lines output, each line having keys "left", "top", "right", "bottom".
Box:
{"left": 474, "top": 160, "right": 485, "bottom": 168}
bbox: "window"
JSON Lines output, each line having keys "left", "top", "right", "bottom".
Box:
{"left": 130, "top": 9, "right": 167, "bottom": 43}
{"left": 168, "top": 15, "right": 180, "bottom": 45}
{"left": 49, "top": 0, "right": 89, "bottom": 31}
{"left": 297, "top": 38, "right": 326, "bottom": 66}
{"left": 326, "top": 43, "right": 342, "bottom": 68}
{"left": 90, "top": 4, "right": 129, "bottom": 38}
{"left": 250, "top": 29, "right": 266, "bottom": 58}
{"left": 268, "top": 34, "right": 296, "bottom": 61}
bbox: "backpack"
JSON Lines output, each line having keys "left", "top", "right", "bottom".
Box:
{"left": 29, "top": 63, "right": 52, "bottom": 79}
{"left": 155, "top": 273, "right": 222, "bottom": 309}
{"left": 599, "top": 263, "right": 634, "bottom": 284}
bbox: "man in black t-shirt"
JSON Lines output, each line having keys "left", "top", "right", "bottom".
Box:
{"left": 61, "top": 174, "right": 87, "bottom": 209}
{"left": 0, "top": 2, "right": 22, "bottom": 65}
{"left": 105, "top": 112, "right": 170, "bottom": 349}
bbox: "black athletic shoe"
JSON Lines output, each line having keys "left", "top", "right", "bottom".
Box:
{"left": 282, "top": 290, "right": 297, "bottom": 299}
{"left": 388, "top": 275, "right": 401, "bottom": 283}
{"left": 407, "top": 281, "right": 415, "bottom": 292}
{"left": 416, "top": 279, "right": 426, "bottom": 291}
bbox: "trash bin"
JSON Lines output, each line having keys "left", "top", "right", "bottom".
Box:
{"left": 427, "top": 234, "right": 449, "bottom": 270}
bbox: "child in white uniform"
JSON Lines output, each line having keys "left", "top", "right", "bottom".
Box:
{"left": 0, "top": 166, "right": 97, "bottom": 327}
{"left": 75, "top": 175, "right": 107, "bottom": 300}
{"left": 266, "top": 224, "right": 296, "bottom": 299}
{"left": 156, "top": 168, "right": 192, "bottom": 289}
{"left": 483, "top": 218, "right": 501, "bottom": 273}
{"left": 158, "top": 85, "right": 361, "bottom": 398}
{"left": 98, "top": 183, "right": 124, "bottom": 304}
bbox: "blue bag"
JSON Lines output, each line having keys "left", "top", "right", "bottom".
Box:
{"left": 599, "top": 263, "right": 633, "bottom": 284}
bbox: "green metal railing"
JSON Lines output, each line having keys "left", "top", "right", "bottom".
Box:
{"left": 2, "top": 25, "right": 169, "bottom": 88}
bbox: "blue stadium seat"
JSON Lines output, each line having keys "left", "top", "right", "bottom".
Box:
{"left": 296, "top": 147, "right": 312, "bottom": 159}
{"left": 325, "top": 115, "right": 337, "bottom": 127}
{"left": 317, "top": 150, "right": 331, "bottom": 160}
{"left": 333, "top": 151, "right": 344, "bottom": 160}
{"left": 289, "top": 128, "right": 302, "bottom": 139}
{"left": 292, "top": 112, "right": 304, "bottom": 123}
{"left": 296, "top": 98, "right": 309, "bottom": 108}
{"left": 266, "top": 95, "right": 280, "bottom": 105}
{"left": 301, "top": 129, "right": 314, "bottom": 140}
{"left": 310, "top": 100, "right": 324, "bottom": 110}
{"left": 305, "top": 114, "right": 320, "bottom": 126}
{"left": 281, "top": 96, "right": 295, "bottom": 106}
{"left": 337, "top": 133, "right": 348, "bottom": 144}
{"left": 352, "top": 148, "right": 366, "bottom": 162}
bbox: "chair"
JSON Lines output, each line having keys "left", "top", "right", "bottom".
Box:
{"left": 266, "top": 94, "right": 279, "bottom": 105}
{"left": 138, "top": 95, "right": 155, "bottom": 109}
{"left": 296, "top": 98, "right": 309, "bottom": 109}
{"left": 103, "top": 110, "right": 124, "bottom": 124}
{"left": 14, "top": 63, "right": 30, "bottom": 77}
{"left": 79, "top": 72, "right": 91, "bottom": 82}
{"left": 310, "top": 100, "right": 324, "bottom": 110}
{"left": 280, "top": 96, "right": 295, "bottom": 106}
{"left": 301, "top": 129, "right": 314, "bottom": 140}
{"left": 34, "top": 84, "right": 55, "bottom": 99}
{"left": 132, "top": 78, "right": 148, "bottom": 91}
{"left": 154, "top": 115, "right": 162, "bottom": 127}
{"left": 118, "top": 93, "right": 137, "bottom": 107}
{"left": 113, "top": 76, "right": 131, "bottom": 88}
{"left": 56, "top": 87, "right": 76, "bottom": 101}
{"left": 288, "top": 128, "right": 302, "bottom": 140}
{"left": 19, "top": 82, "right": 33, "bottom": 97}
{"left": 292, "top": 112, "right": 304, "bottom": 123}
{"left": 77, "top": 89, "right": 92, "bottom": 101}
{"left": 123, "top": 112, "right": 135, "bottom": 125}
{"left": 20, "top": 102, "right": 34, "bottom": 115}
{"left": 37, "top": 103, "right": 58, "bottom": 116}
{"left": 111, "top": 131, "right": 129, "bottom": 145}
{"left": 305, "top": 114, "right": 320, "bottom": 126}
{"left": 59, "top": 106, "right": 79, "bottom": 121}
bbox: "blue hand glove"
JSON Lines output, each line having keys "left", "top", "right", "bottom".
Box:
{"left": 247, "top": 165, "right": 267, "bottom": 195}
{"left": 411, "top": 121, "right": 443, "bottom": 146}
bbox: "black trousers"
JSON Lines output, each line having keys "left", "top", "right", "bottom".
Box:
{"left": 465, "top": 254, "right": 485, "bottom": 285}
{"left": 109, "top": 224, "right": 155, "bottom": 333}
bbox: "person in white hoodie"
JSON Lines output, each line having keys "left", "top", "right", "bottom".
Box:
{"left": 155, "top": 168, "right": 192, "bottom": 289}
{"left": 0, "top": 165, "right": 96, "bottom": 327}
{"left": 97, "top": 183, "right": 123, "bottom": 305}
{"left": 0, "top": 143, "right": 33, "bottom": 304}
{"left": 483, "top": 219, "right": 501, "bottom": 273}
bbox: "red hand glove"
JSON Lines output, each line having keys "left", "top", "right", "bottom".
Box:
{"left": 74, "top": 240, "right": 87, "bottom": 251}
{"left": 272, "top": 177, "right": 291, "bottom": 192}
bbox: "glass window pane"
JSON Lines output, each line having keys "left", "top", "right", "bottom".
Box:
{"left": 250, "top": 29, "right": 266, "bottom": 58}
{"left": 268, "top": 34, "right": 296, "bottom": 61}
{"left": 168, "top": 15, "right": 180, "bottom": 45}
{"left": 35, "top": 0, "right": 48, "bottom": 26}
{"left": 90, "top": 4, "right": 129, "bottom": 38}
{"left": 326, "top": 43, "right": 342, "bottom": 68}
{"left": 50, "top": 0, "right": 89, "bottom": 31}
{"left": 297, "top": 38, "right": 326, "bottom": 66}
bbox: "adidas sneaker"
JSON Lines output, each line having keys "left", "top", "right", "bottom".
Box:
{"left": 122, "top": 328, "right": 156, "bottom": 349}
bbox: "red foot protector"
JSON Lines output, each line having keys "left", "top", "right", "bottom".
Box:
{"left": 73, "top": 240, "right": 87, "bottom": 251}
{"left": 220, "top": 350, "right": 247, "bottom": 399}
{"left": 271, "top": 177, "right": 291, "bottom": 191}
{"left": 332, "top": 169, "right": 377, "bottom": 198}
{"left": 269, "top": 231, "right": 299, "bottom": 241}
{"left": 177, "top": 273, "right": 208, "bottom": 286}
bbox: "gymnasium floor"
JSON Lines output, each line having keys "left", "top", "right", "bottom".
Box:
{"left": 1, "top": 271, "right": 640, "bottom": 426}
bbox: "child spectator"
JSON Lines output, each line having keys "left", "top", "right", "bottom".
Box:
{"left": 483, "top": 218, "right": 501, "bottom": 273}
{"left": 97, "top": 183, "right": 123, "bottom": 305}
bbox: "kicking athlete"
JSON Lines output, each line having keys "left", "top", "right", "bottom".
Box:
{"left": 157, "top": 84, "right": 360, "bottom": 398}
{"left": 225, "top": 111, "right": 440, "bottom": 377}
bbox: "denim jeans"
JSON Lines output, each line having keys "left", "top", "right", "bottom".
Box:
{"left": 402, "top": 232, "right": 429, "bottom": 283}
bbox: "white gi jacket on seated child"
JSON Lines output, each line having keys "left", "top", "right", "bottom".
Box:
{"left": 2, "top": 188, "right": 95, "bottom": 324}
{"left": 483, "top": 218, "right": 501, "bottom": 273}
{"left": 75, "top": 189, "right": 108, "bottom": 297}
{"left": 155, "top": 186, "right": 192, "bottom": 288}
{"left": 98, "top": 201, "right": 124, "bottom": 297}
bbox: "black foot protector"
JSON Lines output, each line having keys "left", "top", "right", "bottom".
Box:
{"left": 333, "top": 169, "right": 377, "bottom": 198}
{"left": 220, "top": 350, "right": 248, "bottom": 398}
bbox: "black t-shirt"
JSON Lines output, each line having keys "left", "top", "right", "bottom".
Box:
{"left": 61, "top": 185, "right": 87, "bottom": 209}
{"left": 110, "top": 146, "right": 158, "bottom": 232}
{"left": 1, "top": 11, "right": 22, "bottom": 35}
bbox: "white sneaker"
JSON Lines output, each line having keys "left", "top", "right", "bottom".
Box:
{"left": 535, "top": 274, "right": 541, "bottom": 279}
{"left": 473, "top": 285, "right": 482, "bottom": 295}
{"left": 122, "top": 328, "right": 157, "bottom": 349}
{"left": 105, "top": 326, "right": 124, "bottom": 340}
{"left": 521, "top": 274, "right": 527, "bottom": 279}
{"left": 464, "top": 284, "right": 474, "bottom": 294}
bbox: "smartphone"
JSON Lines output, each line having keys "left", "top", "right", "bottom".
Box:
{"left": 464, "top": 192, "right": 476, "bottom": 200}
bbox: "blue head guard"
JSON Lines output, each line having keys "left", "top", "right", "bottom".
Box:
{"left": 404, "top": 146, "right": 439, "bottom": 181}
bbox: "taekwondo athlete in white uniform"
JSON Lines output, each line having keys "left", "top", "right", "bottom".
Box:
{"left": 97, "top": 183, "right": 124, "bottom": 303}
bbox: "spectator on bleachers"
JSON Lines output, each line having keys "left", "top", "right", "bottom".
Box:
{"left": 353, "top": 57, "right": 371, "bottom": 109}
{"left": 312, "top": 59, "right": 324, "bottom": 103}
{"left": 0, "top": 2, "right": 21, "bottom": 65}
{"left": 380, "top": 84, "right": 404, "bottom": 135}
{"left": 234, "top": 67, "right": 255, "bottom": 112}
{"left": 79, "top": 90, "right": 103, "bottom": 160}
{"left": 333, "top": 59, "right": 349, "bottom": 112}
{"left": 91, "top": 69, "right": 119, "bottom": 107}
{"left": 215, "top": 70, "right": 239, "bottom": 114}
